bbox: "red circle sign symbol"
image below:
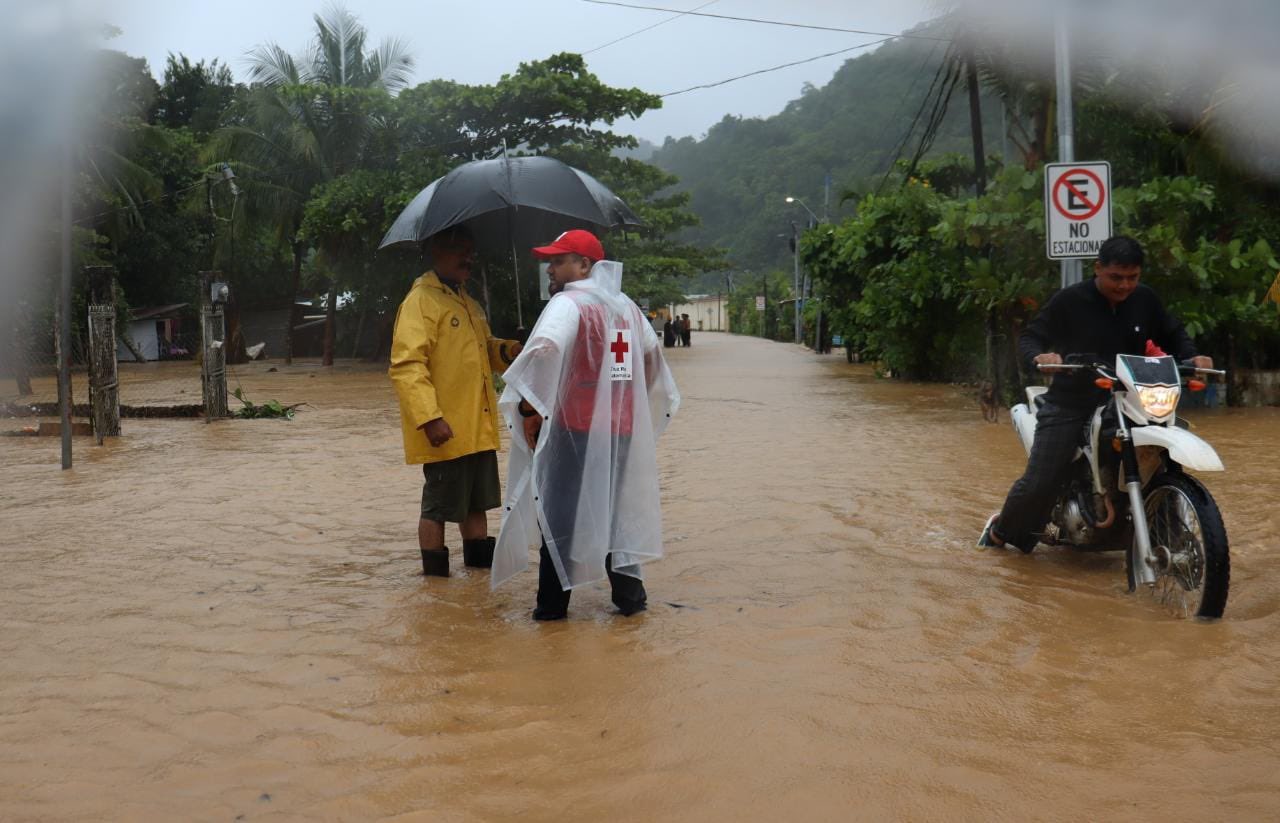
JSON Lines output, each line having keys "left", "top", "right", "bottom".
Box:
{"left": 1052, "top": 168, "right": 1106, "bottom": 220}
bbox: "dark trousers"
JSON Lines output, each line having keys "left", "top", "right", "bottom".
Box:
{"left": 996, "top": 402, "right": 1093, "bottom": 551}
{"left": 537, "top": 543, "right": 647, "bottom": 615}
{"left": 535, "top": 425, "right": 647, "bottom": 615}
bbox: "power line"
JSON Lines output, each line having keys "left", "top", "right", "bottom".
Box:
{"left": 876, "top": 43, "right": 955, "bottom": 194}
{"left": 581, "top": 1, "right": 952, "bottom": 43}
{"left": 74, "top": 177, "right": 207, "bottom": 226}
{"left": 584, "top": 0, "right": 721, "bottom": 55}
{"left": 661, "top": 37, "right": 896, "bottom": 98}
{"left": 866, "top": 37, "right": 947, "bottom": 183}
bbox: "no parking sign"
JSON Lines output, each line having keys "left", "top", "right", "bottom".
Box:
{"left": 1045, "top": 161, "right": 1112, "bottom": 260}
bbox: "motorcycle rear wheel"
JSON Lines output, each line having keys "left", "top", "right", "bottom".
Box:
{"left": 1127, "top": 471, "right": 1230, "bottom": 618}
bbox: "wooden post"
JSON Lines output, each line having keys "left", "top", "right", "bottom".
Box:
{"left": 86, "top": 266, "right": 120, "bottom": 443}
{"left": 199, "top": 271, "right": 228, "bottom": 422}
{"left": 8, "top": 301, "right": 33, "bottom": 396}
{"left": 322, "top": 278, "right": 337, "bottom": 366}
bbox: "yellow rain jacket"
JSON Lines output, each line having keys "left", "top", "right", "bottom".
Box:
{"left": 389, "top": 271, "right": 519, "bottom": 464}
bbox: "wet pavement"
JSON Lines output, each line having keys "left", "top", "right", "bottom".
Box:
{"left": 2, "top": 334, "right": 1279, "bottom": 821}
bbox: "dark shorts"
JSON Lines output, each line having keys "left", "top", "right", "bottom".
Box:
{"left": 420, "top": 450, "right": 501, "bottom": 523}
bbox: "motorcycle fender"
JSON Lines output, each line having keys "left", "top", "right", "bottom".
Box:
{"left": 1130, "top": 426, "right": 1225, "bottom": 472}
{"left": 1010, "top": 403, "right": 1037, "bottom": 456}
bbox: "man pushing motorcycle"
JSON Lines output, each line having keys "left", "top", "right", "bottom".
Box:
{"left": 979, "top": 235, "right": 1214, "bottom": 552}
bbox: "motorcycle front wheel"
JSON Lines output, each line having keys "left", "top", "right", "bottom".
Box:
{"left": 1127, "top": 471, "right": 1230, "bottom": 618}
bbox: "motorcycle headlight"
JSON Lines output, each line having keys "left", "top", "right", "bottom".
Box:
{"left": 1136, "top": 385, "right": 1179, "bottom": 418}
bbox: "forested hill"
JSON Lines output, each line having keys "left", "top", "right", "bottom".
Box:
{"left": 651, "top": 19, "right": 1004, "bottom": 278}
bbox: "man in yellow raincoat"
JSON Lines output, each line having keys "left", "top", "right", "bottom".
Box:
{"left": 389, "top": 226, "right": 522, "bottom": 577}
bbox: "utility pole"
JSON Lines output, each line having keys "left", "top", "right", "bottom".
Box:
{"left": 1054, "top": 7, "right": 1082, "bottom": 287}
{"left": 965, "top": 50, "right": 987, "bottom": 197}
{"left": 58, "top": 139, "right": 73, "bottom": 470}
{"left": 966, "top": 41, "right": 998, "bottom": 400}
{"left": 791, "top": 221, "right": 801, "bottom": 344}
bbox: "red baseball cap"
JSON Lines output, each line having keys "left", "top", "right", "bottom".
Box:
{"left": 531, "top": 229, "right": 605, "bottom": 262}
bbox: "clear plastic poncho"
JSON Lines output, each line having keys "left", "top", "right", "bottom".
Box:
{"left": 492, "top": 260, "right": 680, "bottom": 592}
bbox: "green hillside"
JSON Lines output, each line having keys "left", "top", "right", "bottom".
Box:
{"left": 652, "top": 21, "right": 1004, "bottom": 279}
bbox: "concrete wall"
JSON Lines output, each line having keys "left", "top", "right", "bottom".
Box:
{"left": 1236, "top": 370, "right": 1280, "bottom": 407}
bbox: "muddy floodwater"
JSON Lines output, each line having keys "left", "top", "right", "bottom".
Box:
{"left": 3, "top": 333, "right": 1280, "bottom": 821}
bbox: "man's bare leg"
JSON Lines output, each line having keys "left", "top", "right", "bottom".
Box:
{"left": 419, "top": 517, "right": 445, "bottom": 550}
{"left": 459, "top": 510, "right": 487, "bottom": 541}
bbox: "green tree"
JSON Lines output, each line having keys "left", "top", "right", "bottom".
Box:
{"left": 209, "top": 2, "right": 412, "bottom": 363}
{"left": 151, "top": 54, "right": 237, "bottom": 136}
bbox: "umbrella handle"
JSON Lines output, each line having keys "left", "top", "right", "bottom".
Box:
{"left": 511, "top": 235, "right": 523, "bottom": 329}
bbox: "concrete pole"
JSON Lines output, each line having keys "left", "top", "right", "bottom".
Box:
{"left": 86, "top": 266, "right": 120, "bottom": 443}
{"left": 199, "top": 271, "right": 228, "bottom": 422}
{"left": 1055, "top": 7, "right": 1083, "bottom": 288}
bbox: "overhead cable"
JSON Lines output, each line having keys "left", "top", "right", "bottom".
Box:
{"left": 661, "top": 37, "right": 896, "bottom": 98}
{"left": 584, "top": 0, "right": 721, "bottom": 55}
{"left": 582, "top": 1, "right": 952, "bottom": 43}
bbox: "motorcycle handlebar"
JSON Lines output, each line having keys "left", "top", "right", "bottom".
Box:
{"left": 1035, "top": 359, "right": 1227, "bottom": 377}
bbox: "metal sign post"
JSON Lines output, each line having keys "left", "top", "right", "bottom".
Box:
{"left": 1054, "top": 7, "right": 1083, "bottom": 287}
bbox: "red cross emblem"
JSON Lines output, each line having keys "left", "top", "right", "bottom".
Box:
{"left": 610, "top": 331, "right": 630, "bottom": 364}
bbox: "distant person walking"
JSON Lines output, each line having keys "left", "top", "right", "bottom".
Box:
{"left": 680, "top": 313, "right": 692, "bottom": 347}
{"left": 388, "top": 225, "right": 523, "bottom": 577}
{"left": 491, "top": 229, "right": 680, "bottom": 620}
{"left": 663, "top": 316, "right": 676, "bottom": 348}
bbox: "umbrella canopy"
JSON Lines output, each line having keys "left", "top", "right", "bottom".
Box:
{"left": 378, "top": 155, "right": 642, "bottom": 250}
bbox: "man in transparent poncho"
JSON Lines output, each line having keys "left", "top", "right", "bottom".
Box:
{"left": 491, "top": 230, "right": 680, "bottom": 620}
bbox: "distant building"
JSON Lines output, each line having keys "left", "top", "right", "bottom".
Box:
{"left": 117, "top": 304, "right": 193, "bottom": 361}
{"left": 668, "top": 294, "right": 729, "bottom": 332}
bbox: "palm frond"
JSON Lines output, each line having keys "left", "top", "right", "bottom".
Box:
{"left": 312, "top": 2, "right": 366, "bottom": 87}
{"left": 365, "top": 37, "right": 415, "bottom": 93}
{"left": 245, "top": 43, "right": 303, "bottom": 87}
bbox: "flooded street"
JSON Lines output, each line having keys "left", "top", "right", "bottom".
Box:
{"left": 3, "top": 332, "right": 1280, "bottom": 821}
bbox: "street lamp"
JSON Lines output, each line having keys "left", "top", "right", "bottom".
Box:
{"left": 785, "top": 195, "right": 819, "bottom": 225}
{"left": 783, "top": 196, "right": 820, "bottom": 345}
{"left": 785, "top": 195, "right": 824, "bottom": 350}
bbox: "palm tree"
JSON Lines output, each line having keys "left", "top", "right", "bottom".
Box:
{"left": 207, "top": 3, "right": 412, "bottom": 364}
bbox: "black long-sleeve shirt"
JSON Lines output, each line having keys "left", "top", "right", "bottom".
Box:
{"left": 1019, "top": 278, "right": 1197, "bottom": 408}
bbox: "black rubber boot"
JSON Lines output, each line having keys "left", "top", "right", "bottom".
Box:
{"left": 462, "top": 537, "right": 495, "bottom": 569}
{"left": 421, "top": 547, "right": 449, "bottom": 577}
{"left": 607, "top": 553, "right": 648, "bottom": 616}
{"left": 532, "top": 543, "right": 570, "bottom": 620}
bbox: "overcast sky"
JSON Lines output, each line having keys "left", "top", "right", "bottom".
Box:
{"left": 107, "top": 0, "right": 935, "bottom": 144}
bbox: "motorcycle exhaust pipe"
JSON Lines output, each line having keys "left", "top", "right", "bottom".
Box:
{"left": 1095, "top": 493, "right": 1116, "bottom": 529}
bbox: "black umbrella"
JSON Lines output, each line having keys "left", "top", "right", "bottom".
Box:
{"left": 379, "top": 154, "right": 642, "bottom": 326}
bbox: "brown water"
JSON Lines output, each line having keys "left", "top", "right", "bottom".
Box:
{"left": 2, "top": 335, "right": 1279, "bottom": 821}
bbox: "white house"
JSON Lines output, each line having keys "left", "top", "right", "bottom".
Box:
{"left": 117, "top": 304, "right": 191, "bottom": 362}
{"left": 668, "top": 294, "right": 729, "bottom": 332}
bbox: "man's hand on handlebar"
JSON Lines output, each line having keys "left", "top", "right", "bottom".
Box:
{"left": 1033, "top": 353, "right": 1063, "bottom": 367}
{"left": 1190, "top": 355, "right": 1214, "bottom": 370}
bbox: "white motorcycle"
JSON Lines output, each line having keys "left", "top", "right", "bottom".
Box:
{"left": 1009, "top": 354, "right": 1230, "bottom": 618}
